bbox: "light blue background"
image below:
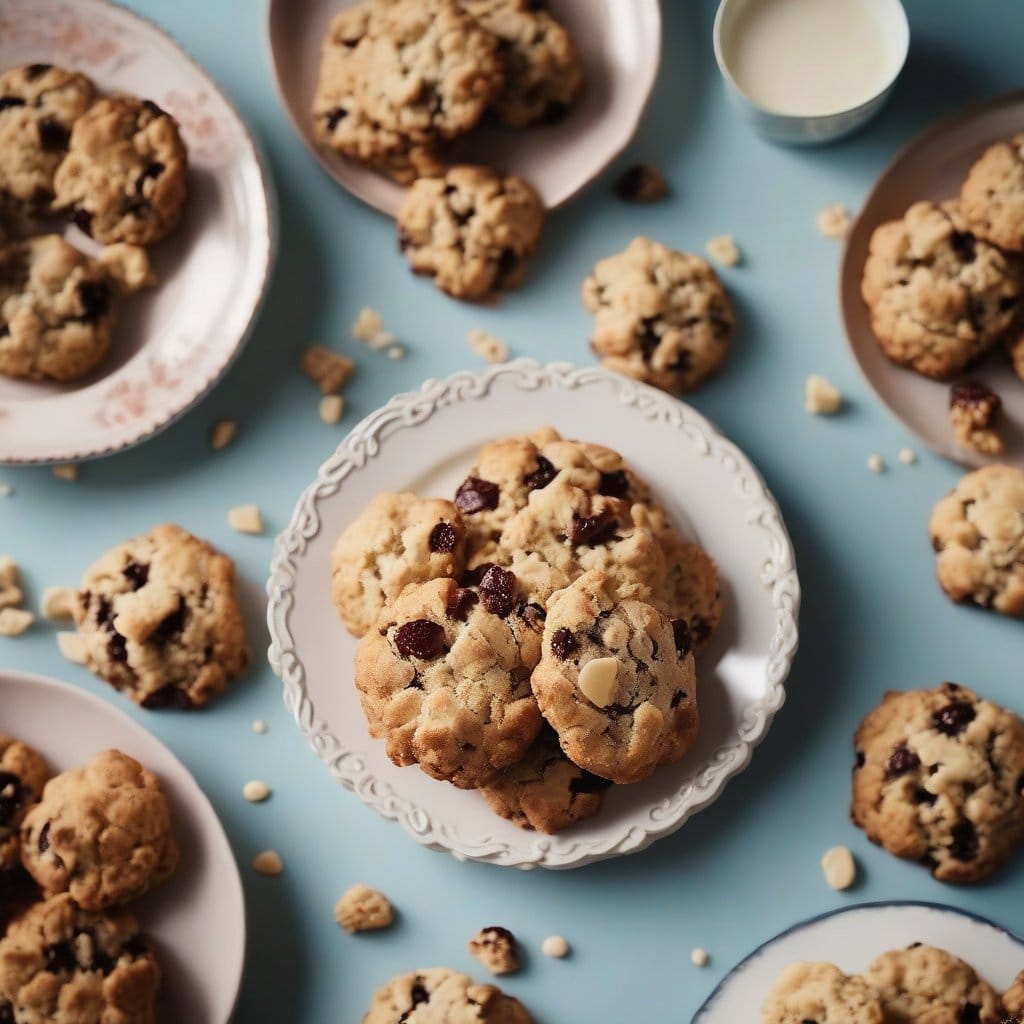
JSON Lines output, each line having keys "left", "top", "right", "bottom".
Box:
{"left": 3, "top": 1, "right": 1024, "bottom": 1020}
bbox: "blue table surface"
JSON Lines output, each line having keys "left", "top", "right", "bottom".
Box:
{"left": 4, "top": 1, "right": 1024, "bottom": 1020}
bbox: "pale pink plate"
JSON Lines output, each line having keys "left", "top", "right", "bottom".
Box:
{"left": 0, "top": 0, "right": 275, "bottom": 464}
{"left": 265, "top": 0, "right": 661, "bottom": 217}
{"left": 841, "top": 90, "right": 1024, "bottom": 468}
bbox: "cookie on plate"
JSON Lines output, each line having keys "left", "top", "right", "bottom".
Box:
{"left": 531, "top": 571, "right": 698, "bottom": 785}
{"left": 862, "top": 944, "right": 1002, "bottom": 1024}
{"left": 73, "top": 523, "right": 249, "bottom": 709}
{"left": 851, "top": 683, "right": 1024, "bottom": 883}
{"left": 0, "top": 64, "right": 95, "bottom": 209}
{"left": 364, "top": 967, "right": 532, "bottom": 1024}
{"left": 581, "top": 236, "right": 736, "bottom": 394}
{"left": 52, "top": 95, "right": 188, "bottom": 246}
{"left": 20, "top": 749, "right": 179, "bottom": 910}
{"left": 0, "top": 893, "right": 160, "bottom": 1024}
{"left": 397, "top": 165, "right": 545, "bottom": 301}
{"left": 330, "top": 492, "right": 467, "bottom": 638}
{"left": 860, "top": 200, "right": 1022, "bottom": 380}
{"left": 354, "top": 573, "right": 544, "bottom": 789}
{"left": 928, "top": 464, "right": 1024, "bottom": 617}
{"left": 761, "top": 962, "right": 885, "bottom": 1024}
{"left": 961, "top": 133, "right": 1024, "bottom": 252}
{"left": 0, "top": 736, "right": 49, "bottom": 874}
{"left": 480, "top": 725, "right": 609, "bottom": 833}
{"left": 651, "top": 531, "right": 723, "bottom": 651}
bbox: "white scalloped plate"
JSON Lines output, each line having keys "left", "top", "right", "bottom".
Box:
{"left": 0, "top": 670, "right": 245, "bottom": 1023}
{"left": 265, "top": 0, "right": 661, "bottom": 217}
{"left": 267, "top": 361, "right": 800, "bottom": 869}
{"left": 0, "top": 0, "right": 275, "bottom": 463}
{"left": 694, "top": 902, "right": 1024, "bottom": 1021}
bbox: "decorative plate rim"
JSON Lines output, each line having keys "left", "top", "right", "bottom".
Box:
{"left": 266, "top": 360, "right": 801, "bottom": 869}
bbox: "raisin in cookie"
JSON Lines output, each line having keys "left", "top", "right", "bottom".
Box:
{"left": 354, "top": 573, "right": 544, "bottom": 788}
{"left": 961, "top": 133, "right": 1024, "bottom": 252}
{"left": 0, "top": 737, "right": 49, "bottom": 873}
{"left": 397, "top": 165, "right": 545, "bottom": 301}
{"left": 311, "top": 0, "right": 503, "bottom": 183}
{"left": 53, "top": 96, "right": 188, "bottom": 246}
{"left": 851, "top": 683, "right": 1024, "bottom": 883}
{"left": 582, "top": 236, "right": 736, "bottom": 393}
{"left": 364, "top": 967, "right": 533, "bottom": 1024}
{"left": 331, "top": 492, "right": 467, "bottom": 638}
{"left": 0, "top": 64, "right": 95, "bottom": 209}
{"left": 928, "top": 464, "right": 1024, "bottom": 617}
{"left": 761, "top": 962, "right": 885, "bottom": 1024}
{"left": 20, "top": 749, "right": 179, "bottom": 910}
{"left": 861, "top": 200, "right": 1022, "bottom": 380}
{"left": 531, "top": 571, "right": 698, "bottom": 785}
{"left": 73, "top": 523, "right": 249, "bottom": 709}
{"left": 0, "top": 893, "right": 160, "bottom": 1024}
{"left": 863, "top": 944, "right": 1002, "bottom": 1024}
{"left": 480, "top": 725, "right": 609, "bottom": 833}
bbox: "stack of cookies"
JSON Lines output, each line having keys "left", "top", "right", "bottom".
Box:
{"left": 332, "top": 426, "right": 722, "bottom": 834}
{"left": 0, "top": 62, "right": 189, "bottom": 383}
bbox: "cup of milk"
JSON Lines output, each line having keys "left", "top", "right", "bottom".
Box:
{"left": 713, "top": 0, "right": 909, "bottom": 145}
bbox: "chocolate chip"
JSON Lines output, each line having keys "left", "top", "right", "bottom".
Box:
{"left": 460, "top": 563, "right": 494, "bottom": 587}
{"left": 638, "top": 322, "right": 660, "bottom": 361}
{"left": 455, "top": 476, "right": 499, "bottom": 514}
{"left": 71, "top": 207, "right": 93, "bottom": 235}
{"left": 0, "top": 1000, "right": 14, "bottom": 1024}
{"left": 855, "top": 750, "right": 865, "bottom": 769}
{"left": 671, "top": 619, "right": 692, "bottom": 657}
{"left": 0, "top": 772, "right": 23, "bottom": 827}
{"left": 96, "top": 597, "right": 115, "bottom": 630}
{"left": 37, "top": 118, "right": 69, "bottom": 152}
{"left": 541, "top": 100, "right": 569, "bottom": 124}
{"left": 429, "top": 522, "right": 457, "bottom": 553}
{"left": 479, "top": 925, "right": 516, "bottom": 944}
{"left": 123, "top": 561, "right": 149, "bottom": 590}
{"left": 950, "top": 231, "right": 977, "bottom": 263}
{"left": 570, "top": 771, "right": 611, "bottom": 795}
{"left": 519, "top": 602, "right": 545, "bottom": 631}
{"left": 524, "top": 455, "right": 557, "bottom": 491}
{"left": 949, "top": 821, "right": 978, "bottom": 862}
{"left": 480, "top": 566, "right": 516, "bottom": 617}
{"left": 598, "top": 470, "right": 630, "bottom": 498}
{"left": 38, "top": 820, "right": 51, "bottom": 852}
{"left": 43, "top": 941, "right": 77, "bottom": 974}
{"left": 410, "top": 980, "right": 430, "bottom": 1008}
{"left": 141, "top": 685, "right": 193, "bottom": 710}
{"left": 445, "top": 588, "right": 478, "bottom": 622}
{"left": 135, "top": 161, "right": 165, "bottom": 193}
{"left": 550, "top": 628, "right": 576, "bottom": 660}
{"left": 913, "top": 787, "right": 937, "bottom": 806}
{"left": 75, "top": 281, "right": 110, "bottom": 323}
{"left": 109, "top": 632, "right": 128, "bottom": 663}
{"left": 932, "top": 701, "right": 976, "bottom": 736}
{"left": 885, "top": 745, "right": 921, "bottom": 779}
{"left": 614, "top": 164, "right": 668, "bottom": 203}
{"left": 142, "top": 99, "right": 165, "bottom": 117}
{"left": 0, "top": 97, "right": 26, "bottom": 112}
{"left": 570, "top": 510, "right": 618, "bottom": 547}
{"left": 394, "top": 620, "right": 446, "bottom": 660}
{"left": 670, "top": 689, "right": 686, "bottom": 708}
{"left": 324, "top": 108, "right": 346, "bottom": 133}
{"left": 152, "top": 597, "right": 188, "bottom": 643}
{"left": 495, "top": 247, "right": 518, "bottom": 285}
{"left": 25, "top": 63, "right": 51, "bottom": 79}
{"left": 959, "top": 1004, "right": 982, "bottom": 1024}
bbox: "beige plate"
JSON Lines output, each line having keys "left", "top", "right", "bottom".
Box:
{"left": 841, "top": 90, "right": 1024, "bottom": 469}
{"left": 264, "top": 0, "right": 661, "bottom": 217}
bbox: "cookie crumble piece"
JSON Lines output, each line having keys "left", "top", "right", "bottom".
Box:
{"left": 614, "top": 164, "right": 669, "bottom": 203}
{"left": 468, "top": 926, "right": 521, "bottom": 975}
{"left": 816, "top": 203, "right": 852, "bottom": 238}
{"left": 334, "top": 883, "right": 395, "bottom": 934}
{"left": 301, "top": 345, "right": 356, "bottom": 393}
{"left": 705, "top": 234, "right": 741, "bottom": 267}
{"left": 949, "top": 381, "right": 1003, "bottom": 454}
{"left": 805, "top": 375, "right": 843, "bottom": 415}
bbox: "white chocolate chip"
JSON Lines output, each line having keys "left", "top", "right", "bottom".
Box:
{"left": 705, "top": 234, "right": 740, "bottom": 267}
{"left": 0, "top": 608, "right": 33, "bottom": 637}
{"left": 319, "top": 394, "right": 345, "bottom": 425}
{"left": 252, "top": 719, "right": 268, "bottom": 734}
{"left": 243, "top": 780, "right": 271, "bottom": 803}
{"left": 541, "top": 935, "right": 570, "bottom": 958}
{"left": 805, "top": 375, "right": 843, "bottom": 415}
{"left": 468, "top": 329, "right": 509, "bottom": 364}
{"left": 898, "top": 447, "right": 917, "bottom": 465}
{"left": 351, "top": 307, "right": 383, "bottom": 342}
{"left": 368, "top": 330, "right": 397, "bottom": 352}
{"left": 867, "top": 453, "right": 885, "bottom": 474}
{"left": 690, "top": 948, "right": 709, "bottom": 967}
{"left": 386, "top": 345, "right": 405, "bottom": 361}
{"left": 228, "top": 504, "right": 264, "bottom": 535}
{"left": 252, "top": 850, "right": 283, "bottom": 875}
{"left": 816, "top": 203, "right": 852, "bottom": 239}
{"left": 210, "top": 420, "right": 238, "bottom": 451}
{"left": 0, "top": 556, "right": 22, "bottom": 609}
{"left": 577, "top": 657, "right": 619, "bottom": 708}
{"left": 41, "top": 586, "right": 76, "bottom": 620}
{"left": 52, "top": 464, "right": 78, "bottom": 482}
{"left": 57, "top": 631, "right": 88, "bottom": 664}
{"left": 821, "top": 845, "right": 857, "bottom": 890}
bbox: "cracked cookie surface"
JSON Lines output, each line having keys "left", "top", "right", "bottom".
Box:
{"left": 961, "top": 133, "right": 1024, "bottom": 252}
{"left": 761, "top": 962, "right": 885, "bottom": 1024}
{"left": 364, "top": 967, "right": 532, "bottom": 1024}
{"left": 0, "top": 736, "right": 49, "bottom": 874}
{"left": 851, "top": 683, "right": 1024, "bottom": 883}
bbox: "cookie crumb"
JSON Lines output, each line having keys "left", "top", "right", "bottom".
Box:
{"left": 301, "top": 345, "right": 356, "bottom": 394}
{"left": 816, "top": 203, "right": 852, "bottom": 239}
{"left": 228, "top": 504, "right": 264, "bottom": 535}
{"left": 350, "top": 307, "right": 383, "bottom": 342}
{"left": 820, "top": 845, "right": 857, "bottom": 890}
{"left": 0, "top": 483, "right": 12, "bottom": 497}
{"left": 252, "top": 850, "right": 283, "bottom": 875}
{"left": 210, "top": 420, "right": 238, "bottom": 451}
{"left": 690, "top": 947, "right": 709, "bottom": 967}
{"left": 319, "top": 394, "right": 345, "bottom": 425}
{"left": 949, "top": 381, "right": 1003, "bottom": 454}
{"left": 334, "top": 884, "right": 395, "bottom": 934}
{"left": 52, "top": 464, "right": 78, "bottom": 482}
{"left": 706, "top": 235, "right": 740, "bottom": 267}
{"left": 41, "top": 586, "right": 76, "bottom": 620}
{"left": 468, "top": 329, "right": 508, "bottom": 364}
{"left": 541, "top": 935, "right": 570, "bottom": 959}
{"left": 0, "top": 556, "right": 23, "bottom": 609}
{"left": 805, "top": 375, "right": 843, "bottom": 415}
{"left": 0, "top": 607, "right": 33, "bottom": 637}
{"left": 367, "top": 330, "right": 397, "bottom": 352}
{"left": 468, "top": 926, "right": 521, "bottom": 975}
{"left": 243, "top": 780, "right": 271, "bottom": 803}
{"left": 614, "top": 164, "right": 668, "bottom": 203}
{"left": 867, "top": 453, "right": 885, "bottom": 474}
{"left": 252, "top": 719, "right": 268, "bottom": 735}
{"left": 56, "top": 631, "right": 88, "bottom": 664}
{"left": 898, "top": 447, "right": 917, "bottom": 465}
{"left": 387, "top": 345, "right": 406, "bottom": 361}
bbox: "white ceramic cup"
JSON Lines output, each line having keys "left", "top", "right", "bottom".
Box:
{"left": 713, "top": 0, "right": 910, "bottom": 145}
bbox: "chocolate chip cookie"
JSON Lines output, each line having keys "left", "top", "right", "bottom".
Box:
{"left": 364, "top": 967, "right": 533, "bottom": 1024}
{"left": 397, "top": 165, "right": 545, "bottom": 301}
{"left": 531, "top": 571, "right": 699, "bottom": 785}
{"left": 961, "top": 133, "right": 1024, "bottom": 252}
{"left": 330, "top": 492, "right": 467, "bottom": 638}
{"left": 928, "top": 464, "right": 1024, "bottom": 617}
{"left": 861, "top": 200, "right": 1022, "bottom": 380}
{"left": 354, "top": 574, "right": 544, "bottom": 788}
{"left": 20, "top": 749, "right": 179, "bottom": 910}
{"left": 582, "top": 236, "right": 736, "bottom": 393}
{"left": 1003, "top": 971, "right": 1024, "bottom": 1021}
{"left": 0, "top": 893, "right": 160, "bottom": 1024}
{"left": 652, "top": 530, "right": 723, "bottom": 651}
{"left": 851, "top": 683, "right": 1024, "bottom": 883}
{"left": 53, "top": 95, "right": 188, "bottom": 246}
{"left": 761, "top": 962, "right": 885, "bottom": 1024}
{"left": 73, "top": 523, "right": 249, "bottom": 709}
{"left": 0, "top": 736, "right": 49, "bottom": 873}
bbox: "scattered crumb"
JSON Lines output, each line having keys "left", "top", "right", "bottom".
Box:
{"left": 614, "top": 164, "right": 669, "bottom": 203}
{"left": 468, "top": 329, "right": 508, "bottom": 365}
{"left": 469, "top": 927, "right": 520, "bottom": 975}
{"left": 301, "top": 345, "right": 356, "bottom": 394}
{"left": 690, "top": 948, "right": 710, "bottom": 967}
{"left": 350, "top": 307, "right": 383, "bottom": 342}
{"left": 228, "top": 504, "right": 264, "bottom": 535}
{"left": 387, "top": 345, "right": 405, "bottom": 361}
{"left": 252, "top": 850, "right": 284, "bottom": 876}
{"left": 334, "top": 884, "right": 395, "bottom": 934}
{"left": 41, "top": 586, "right": 76, "bottom": 621}
{"left": 816, "top": 203, "right": 852, "bottom": 239}
{"left": 949, "top": 381, "right": 1003, "bottom": 454}
{"left": 52, "top": 464, "right": 78, "bottom": 482}
{"left": 805, "top": 375, "right": 843, "bottom": 415}
{"left": 0, "top": 483, "right": 12, "bottom": 497}
{"left": 56, "top": 631, "right": 88, "bottom": 664}
{"left": 0, "top": 556, "right": 22, "bottom": 609}
{"left": 705, "top": 234, "right": 740, "bottom": 267}
{"left": 243, "top": 780, "right": 271, "bottom": 803}
{"left": 541, "top": 935, "right": 570, "bottom": 959}
{"left": 319, "top": 394, "right": 345, "bottom": 425}
{"left": 867, "top": 453, "right": 885, "bottom": 474}
{"left": 368, "top": 331, "right": 398, "bottom": 352}
{"left": 210, "top": 420, "right": 238, "bottom": 451}
{"left": 898, "top": 447, "right": 917, "bottom": 465}
{"left": 0, "top": 607, "right": 33, "bottom": 637}
{"left": 820, "top": 845, "right": 857, "bottom": 890}
{"left": 252, "top": 719, "right": 268, "bottom": 735}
